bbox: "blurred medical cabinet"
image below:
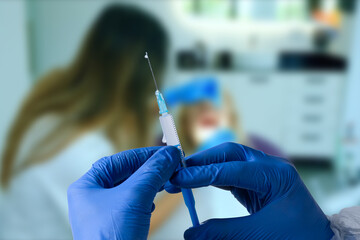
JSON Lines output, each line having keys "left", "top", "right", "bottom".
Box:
{"left": 161, "top": 0, "right": 359, "bottom": 218}
{"left": 167, "top": 0, "right": 352, "bottom": 164}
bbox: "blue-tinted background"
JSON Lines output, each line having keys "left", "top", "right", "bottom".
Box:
{"left": 1, "top": 0, "right": 359, "bottom": 239}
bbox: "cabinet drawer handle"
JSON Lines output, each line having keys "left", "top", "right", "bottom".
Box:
{"left": 301, "top": 133, "right": 320, "bottom": 142}
{"left": 303, "top": 114, "right": 322, "bottom": 123}
{"left": 307, "top": 77, "right": 325, "bottom": 85}
{"left": 304, "top": 95, "right": 324, "bottom": 104}
{"left": 250, "top": 76, "right": 268, "bottom": 84}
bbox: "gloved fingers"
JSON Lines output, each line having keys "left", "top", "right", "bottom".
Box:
{"left": 151, "top": 203, "right": 156, "bottom": 213}
{"left": 171, "top": 161, "right": 267, "bottom": 193}
{"left": 214, "top": 185, "right": 233, "bottom": 191}
{"left": 185, "top": 142, "right": 267, "bottom": 167}
{"left": 230, "top": 188, "right": 257, "bottom": 213}
{"left": 184, "top": 217, "right": 253, "bottom": 240}
{"left": 200, "top": 186, "right": 256, "bottom": 212}
{"left": 164, "top": 181, "right": 181, "bottom": 194}
{"left": 183, "top": 222, "right": 208, "bottom": 240}
{"left": 84, "top": 146, "right": 162, "bottom": 188}
{"left": 126, "top": 146, "right": 181, "bottom": 198}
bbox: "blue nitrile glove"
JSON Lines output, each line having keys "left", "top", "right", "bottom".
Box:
{"left": 67, "top": 146, "right": 181, "bottom": 240}
{"left": 169, "top": 142, "right": 334, "bottom": 240}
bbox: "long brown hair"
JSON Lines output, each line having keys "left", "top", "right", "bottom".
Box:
{"left": 1, "top": 4, "right": 168, "bottom": 187}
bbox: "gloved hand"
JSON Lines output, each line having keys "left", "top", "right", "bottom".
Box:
{"left": 168, "top": 142, "right": 334, "bottom": 240}
{"left": 67, "top": 146, "right": 181, "bottom": 240}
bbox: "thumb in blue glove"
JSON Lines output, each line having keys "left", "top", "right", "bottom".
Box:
{"left": 67, "top": 146, "right": 181, "bottom": 240}
{"left": 168, "top": 142, "right": 334, "bottom": 240}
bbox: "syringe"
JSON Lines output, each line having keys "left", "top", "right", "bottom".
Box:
{"left": 145, "top": 52, "right": 200, "bottom": 227}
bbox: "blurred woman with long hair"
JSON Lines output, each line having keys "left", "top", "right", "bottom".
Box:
{"left": 0, "top": 4, "right": 168, "bottom": 238}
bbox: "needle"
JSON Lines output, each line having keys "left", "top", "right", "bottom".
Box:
{"left": 144, "top": 52, "right": 158, "bottom": 91}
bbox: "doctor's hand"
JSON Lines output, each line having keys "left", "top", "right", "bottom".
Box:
{"left": 168, "top": 142, "right": 334, "bottom": 240}
{"left": 67, "top": 146, "right": 180, "bottom": 240}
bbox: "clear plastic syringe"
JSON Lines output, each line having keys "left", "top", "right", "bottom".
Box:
{"left": 145, "top": 52, "right": 200, "bottom": 227}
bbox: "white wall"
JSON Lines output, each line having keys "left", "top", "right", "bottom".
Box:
{"left": 0, "top": 0, "right": 30, "bottom": 162}
{"left": 27, "top": 0, "right": 112, "bottom": 79}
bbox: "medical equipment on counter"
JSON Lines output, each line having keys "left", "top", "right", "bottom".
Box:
{"left": 145, "top": 52, "right": 200, "bottom": 227}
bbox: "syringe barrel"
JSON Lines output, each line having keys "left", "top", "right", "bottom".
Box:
{"left": 159, "top": 112, "right": 200, "bottom": 226}
{"left": 159, "top": 113, "right": 186, "bottom": 166}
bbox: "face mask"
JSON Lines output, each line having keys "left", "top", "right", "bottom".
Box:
{"left": 193, "top": 126, "right": 218, "bottom": 145}
{"left": 194, "top": 127, "right": 237, "bottom": 152}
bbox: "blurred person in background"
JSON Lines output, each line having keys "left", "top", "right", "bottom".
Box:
{"left": 167, "top": 77, "right": 284, "bottom": 157}
{"left": 0, "top": 4, "right": 168, "bottom": 239}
